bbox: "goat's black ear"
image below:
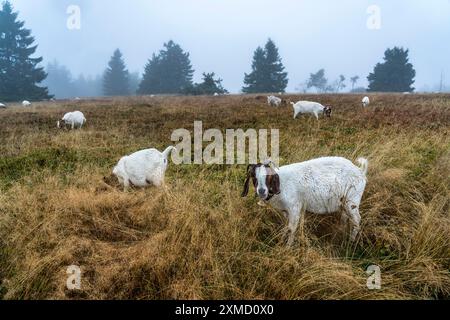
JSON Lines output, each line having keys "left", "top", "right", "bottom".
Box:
{"left": 241, "top": 165, "right": 255, "bottom": 197}
{"left": 272, "top": 172, "right": 281, "bottom": 195}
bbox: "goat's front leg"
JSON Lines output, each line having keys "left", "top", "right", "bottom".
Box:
{"left": 286, "top": 204, "right": 301, "bottom": 247}
{"left": 123, "top": 179, "right": 131, "bottom": 192}
{"left": 314, "top": 112, "right": 319, "bottom": 121}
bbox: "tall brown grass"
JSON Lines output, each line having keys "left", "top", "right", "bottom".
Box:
{"left": 0, "top": 94, "right": 449, "bottom": 299}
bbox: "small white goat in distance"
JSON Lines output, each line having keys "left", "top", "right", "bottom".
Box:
{"left": 291, "top": 101, "right": 332, "bottom": 120}
{"left": 113, "top": 146, "right": 176, "bottom": 191}
{"left": 0, "top": 103, "right": 6, "bottom": 108}
{"left": 22, "top": 100, "right": 31, "bottom": 106}
{"left": 242, "top": 157, "right": 368, "bottom": 245}
{"left": 57, "top": 111, "right": 86, "bottom": 130}
{"left": 362, "top": 96, "right": 370, "bottom": 108}
{"left": 267, "top": 95, "right": 286, "bottom": 107}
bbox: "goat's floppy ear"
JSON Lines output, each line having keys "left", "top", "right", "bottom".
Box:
{"left": 267, "top": 168, "right": 281, "bottom": 195}
{"left": 241, "top": 164, "right": 254, "bottom": 197}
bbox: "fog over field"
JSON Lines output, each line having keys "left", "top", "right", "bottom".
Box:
{"left": 9, "top": 0, "right": 450, "bottom": 93}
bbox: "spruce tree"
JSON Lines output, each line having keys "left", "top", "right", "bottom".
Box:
{"left": 263, "top": 39, "right": 288, "bottom": 92}
{"left": 242, "top": 47, "right": 267, "bottom": 93}
{"left": 242, "top": 39, "right": 288, "bottom": 93}
{"left": 103, "top": 49, "right": 130, "bottom": 96}
{"left": 0, "top": 1, "right": 51, "bottom": 101}
{"left": 367, "top": 47, "right": 416, "bottom": 92}
{"left": 183, "top": 72, "right": 228, "bottom": 95}
{"left": 138, "top": 40, "right": 194, "bottom": 94}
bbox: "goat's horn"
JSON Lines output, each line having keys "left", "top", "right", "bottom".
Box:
{"left": 263, "top": 158, "right": 279, "bottom": 170}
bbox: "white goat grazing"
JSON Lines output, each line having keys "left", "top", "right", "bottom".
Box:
{"left": 57, "top": 111, "right": 86, "bottom": 129}
{"left": 22, "top": 100, "right": 31, "bottom": 106}
{"left": 362, "top": 96, "right": 370, "bottom": 107}
{"left": 242, "top": 157, "right": 368, "bottom": 245}
{"left": 267, "top": 95, "right": 282, "bottom": 107}
{"left": 113, "top": 146, "right": 176, "bottom": 191}
{"left": 291, "top": 101, "right": 332, "bottom": 120}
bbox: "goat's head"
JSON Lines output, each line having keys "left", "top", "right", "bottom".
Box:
{"left": 57, "top": 118, "right": 66, "bottom": 129}
{"left": 241, "top": 160, "right": 280, "bottom": 201}
{"left": 323, "top": 106, "right": 332, "bottom": 117}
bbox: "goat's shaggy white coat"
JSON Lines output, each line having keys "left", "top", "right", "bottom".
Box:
{"left": 113, "top": 146, "right": 176, "bottom": 190}
{"left": 251, "top": 157, "right": 368, "bottom": 245}
{"left": 362, "top": 96, "right": 370, "bottom": 107}
{"left": 57, "top": 111, "right": 86, "bottom": 129}
{"left": 267, "top": 95, "right": 282, "bottom": 107}
{"left": 22, "top": 100, "right": 31, "bottom": 106}
{"left": 291, "top": 101, "right": 328, "bottom": 120}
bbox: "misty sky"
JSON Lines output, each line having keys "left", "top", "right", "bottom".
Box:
{"left": 8, "top": 0, "right": 450, "bottom": 93}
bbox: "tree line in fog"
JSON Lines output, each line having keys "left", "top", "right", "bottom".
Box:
{"left": 1, "top": 1, "right": 421, "bottom": 101}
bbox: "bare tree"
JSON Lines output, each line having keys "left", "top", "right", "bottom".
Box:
{"left": 336, "top": 75, "right": 346, "bottom": 92}
{"left": 350, "top": 76, "right": 360, "bottom": 91}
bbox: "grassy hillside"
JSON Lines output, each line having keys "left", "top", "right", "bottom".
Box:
{"left": 0, "top": 94, "right": 449, "bottom": 299}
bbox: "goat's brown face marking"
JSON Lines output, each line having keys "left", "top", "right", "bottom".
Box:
{"left": 242, "top": 163, "right": 281, "bottom": 200}
{"left": 323, "top": 106, "right": 332, "bottom": 117}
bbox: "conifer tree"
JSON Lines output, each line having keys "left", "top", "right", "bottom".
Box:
{"left": 103, "top": 49, "right": 130, "bottom": 96}
{"left": 138, "top": 41, "right": 194, "bottom": 94}
{"left": 368, "top": 47, "right": 416, "bottom": 92}
{"left": 242, "top": 39, "right": 288, "bottom": 93}
{"left": 0, "top": 1, "right": 51, "bottom": 101}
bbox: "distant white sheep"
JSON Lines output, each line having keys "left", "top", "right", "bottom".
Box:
{"left": 291, "top": 101, "right": 332, "bottom": 120}
{"left": 362, "top": 96, "right": 370, "bottom": 107}
{"left": 57, "top": 111, "right": 86, "bottom": 130}
{"left": 113, "top": 146, "right": 176, "bottom": 190}
{"left": 267, "top": 95, "right": 282, "bottom": 107}
{"left": 22, "top": 100, "right": 31, "bottom": 106}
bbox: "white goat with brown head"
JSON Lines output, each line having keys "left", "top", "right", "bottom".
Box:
{"left": 242, "top": 157, "right": 368, "bottom": 245}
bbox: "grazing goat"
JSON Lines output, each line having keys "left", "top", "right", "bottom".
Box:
{"left": 22, "top": 100, "right": 31, "bottom": 106}
{"left": 362, "top": 96, "right": 370, "bottom": 107}
{"left": 291, "top": 101, "right": 331, "bottom": 120}
{"left": 267, "top": 95, "right": 283, "bottom": 107}
{"left": 57, "top": 111, "right": 86, "bottom": 130}
{"left": 113, "top": 146, "right": 176, "bottom": 191}
{"left": 242, "top": 157, "right": 368, "bottom": 245}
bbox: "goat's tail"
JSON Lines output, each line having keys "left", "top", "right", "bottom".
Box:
{"left": 162, "top": 146, "right": 176, "bottom": 160}
{"left": 356, "top": 157, "right": 368, "bottom": 175}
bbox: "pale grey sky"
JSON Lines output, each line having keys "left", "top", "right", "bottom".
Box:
{"left": 9, "top": 0, "right": 450, "bottom": 92}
